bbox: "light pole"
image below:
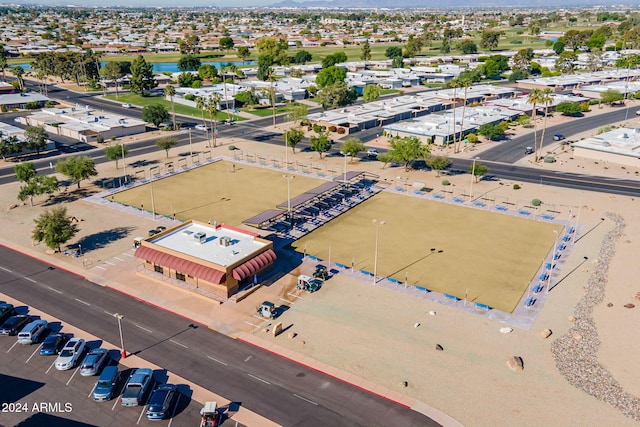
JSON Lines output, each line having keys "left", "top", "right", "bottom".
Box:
{"left": 121, "top": 143, "right": 127, "bottom": 183}
{"left": 372, "top": 219, "right": 385, "bottom": 284}
{"left": 114, "top": 313, "right": 126, "bottom": 358}
{"left": 342, "top": 151, "right": 348, "bottom": 183}
{"left": 188, "top": 128, "right": 193, "bottom": 157}
{"left": 546, "top": 230, "right": 558, "bottom": 292}
{"left": 284, "top": 175, "right": 295, "bottom": 229}
{"left": 469, "top": 156, "right": 479, "bottom": 200}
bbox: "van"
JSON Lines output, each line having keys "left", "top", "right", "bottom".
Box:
{"left": 93, "top": 366, "right": 121, "bottom": 401}
{"left": 17, "top": 319, "right": 48, "bottom": 345}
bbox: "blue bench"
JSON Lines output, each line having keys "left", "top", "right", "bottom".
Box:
{"left": 567, "top": 226, "right": 575, "bottom": 234}
{"left": 545, "top": 262, "right": 555, "bottom": 270}
{"left": 518, "top": 209, "right": 530, "bottom": 215}
{"left": 554, "top": 252, "right": 561, "bottom": 260}
{"left": 415, "top": 286, "right": 430, "bottom": 293}
{"left": 444, "top": 293, "right": 459, "bottom": 301}
{"left": 557, "top": 243, "right": 566, "bottom": 251}
{"left": 525, "top": 297, "right": 536, "bottom": 307}
{"left": 335, "top": 263, "right": 348, "bottom": 269}
{"left": 395, "top": 186, "right": 405, "bottom": 191}
{"left": 413, "top": 190, "right": 422, "bottom": 195}
{"left": 541, "top": 214, "right": 554, "bottom": 220}
{"left": 360, "top": 269, "right": 373, "bottom": 276}
{"left": 473, "top": 201, "right": 486, "bottom": 207}
{"left": 496, "top": 205, "right": 508, "bottom": 211}
{"left": 453, "top": 197, "right": 463, "bottom": 203}
{"left": 539, "top": 272, "right": 549, "bottom": 281}
{"left": 388, "top": 278, "right": 400, "bottom": 284}
{"left": 533, "top": 285, "right": 544, "bottom": 293}
{"left": 433, "top": 194, "right": 444, "bottom": 199}
{"left": 475, "top": 302, "right": 491, "bottom": 310}
{"left": 562, "top": 235, "right": 571, "bottom": 242}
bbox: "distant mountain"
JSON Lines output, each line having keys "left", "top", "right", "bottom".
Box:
{"left": 268, "top": 0, "right": 640, "bottom": 7}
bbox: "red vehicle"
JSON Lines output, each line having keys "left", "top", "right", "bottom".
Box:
{"left": 200, "top": 401, "right": 219, "bottom": 427}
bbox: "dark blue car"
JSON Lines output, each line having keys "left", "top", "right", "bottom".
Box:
{"left": 40, "top": 333, "right": 69, "bottom": 356}
{"left": 146, "top": 384, "right": 177, "bottom": 420}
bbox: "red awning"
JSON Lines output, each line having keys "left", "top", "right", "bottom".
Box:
{"left": 232, "top": 249, "right": 277, "bottom": 281}
{"left": 135, "top": 246, "right": 227, "bottom": 284}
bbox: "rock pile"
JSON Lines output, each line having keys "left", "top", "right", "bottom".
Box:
{"left": 551, "top": 213, "right": 640, "bottom": 421}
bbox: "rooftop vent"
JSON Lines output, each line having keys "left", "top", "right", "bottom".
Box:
{"left": 219, "top": 236, "right": 232, "bottom": 247}
{"left": 194, "top": 231, "right": 206, "bottom": 244}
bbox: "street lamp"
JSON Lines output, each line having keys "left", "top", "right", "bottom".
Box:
{"left": 121, "top": 143, "right": 127, "bottom": 183}
{"left": 546, "top": 229, "right": 559, "bottom": 292}
{"left": 342, "top": 151, "right": 348, "bottom": 183}
{"left": 283, "top": 175, "right": 295, "bottom": 229}
{"left": 114, "top": 313, "right": 126, "bottom": 358}
{"left": 188, "top": 128, "right": 193, "bottom": 157}
{"left": 372, "top": 219, "right": 386, "bottom": 284}
{"left": 469, "top": 156, "right": 479, "bottom": 200}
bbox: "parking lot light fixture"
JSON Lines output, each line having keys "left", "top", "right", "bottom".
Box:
{"left": 372, "top": 219, "right": 386, "bottom": 284}
{"left": 114, "top": 313, "right": 125, "bottom": 358}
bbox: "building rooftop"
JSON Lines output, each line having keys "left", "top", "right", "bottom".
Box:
{"left": 572, "top": 127, "right": 640, "bottom": 159}
{"left": 150, "top": 222, "right": 268, "bottom": 267}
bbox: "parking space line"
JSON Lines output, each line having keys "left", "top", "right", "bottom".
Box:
{"left": 88, "top": 383, "right": 96, "bottom": 398}
{"left": 206, "top": 355, "right": 228, "bottom": 366}
{"left": 74, "top": 298, "right": 90, "bottom": 306}
{"left": 293, "top": 393, "right": 318, "bottom": 406}
{"left": 247, "top": 373, "right": 270, "bottom": 385}
{"left": 169, "top": 339, "right": 188, "bottom": 349}
{"left": 104, "top": 261, "right": 116, "bottom": 266}
{"left": 123, "top": 253, "right": 134, "bottom": 258}
{"left": 96, "top": 266, "right": 107, "bottom": 271}
{"left": 25, "top": 343, "right": 43, "bottom": 363}
{"left": 45, "top": 359, "right": 56, "bottom": 374}
{"left": 114, "top": 257, "right": 125, "bottom": 262}
{"left": 244, "top": 321, "right": 260, "bottom": 328}
{"left": 0, "top": 266, "right": 12, "bottom": 272}
{"left": 137, "top": 405, "right": 146, "bottom": 424}
{"left": 134, "top": 324, "right": 153, "bottom": 333}
{"left": 111, "top": 397, "right": 119, "bottom": 411}
{"left": 66, "top": 367, "right": 80, "bottom": 386}
{"left": 104, "top": 310, "right": 114, "bottom": 316}
{"left": 24, "top": 277, "right": 37, "bottom": 283}
{"left": 47, "top": 286, "right": 63, "bottom": 294}
{"left": 168, "top": 394, "right": 181, "bottom": 427}
{"left": 6, "top": 340, "right": 19, "bottom": 353}
{"left": 278, "top": 297, "right": 294, "bottom": 304}
{"left": 287, "top": 292, "right": 303, "bottom": 299}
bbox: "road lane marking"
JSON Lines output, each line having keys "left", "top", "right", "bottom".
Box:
{"left": 247, "top": 373, "right": 270, "bottom": 385}
{"left": 47, "top": 286, "right": 63, "bottom": 294}
{"left": 45, "top": 359, "right": 56, "bottom": 374}
{"left": 244, "top": 355, "right": 252, "bottom": 362}
{"left": 66, "top": 367, "right": 80, "bottom": 386}
{"left": 293, "top": 393, "right": 318, "bottom": 406}
{"left": 206, "top": 355, "right": 228, "bottom": 366}
{"left": 0, "top": 266, "right": 12, "bottom": 272}
{"left": 25, "top": 344, "right": 43, "bottom": 363}
{"left": 74, "top": 298, "right": 90, "bottom": 306}
{"left": 114, "top": 257, "right": 125, "bottom": 261}
{"left": 24, "top": 277, "right": 37, "bottom": 283}
{"left": 169, "top": 339, "right": 188, "bottom": 349}
{"left": 104, "top": 310, "right": 114, "bottom": 316}
{"left": 137, "top": 405, "right": 146, "bottom": 424}
{"left": 6, "top": 340, "right": 19, "bottom": 353}
{"left": 134, "top": 324, "right": 153, "bottom": 333}
{"left": 540, "top": 174, "right": 640, "bottom": 189}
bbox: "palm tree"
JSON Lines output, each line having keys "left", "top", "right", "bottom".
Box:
{"left": 527, "top": 88, "right": 543, "bottom": 161}
{"left": 448, "top": 78, "right": 461, "bottom": 152}
{"left": 195, "top": 96, "right": 210, "bottom": 145}
{"left": 538, "top": 88, "right": 554, "bottom": 161}
{"left": 455, "top": 77, "right": 472, "bottom": 154}
{"left": 0, "top": 54, "right": 7, "bottom": 83}
{"left": 206, "top": 93, "right": 221, "bottom": 147}
{"left": 11, "top": 66, "right": 24, "bottom": 91}
{"left": 164, "top": 84, "right": 177, "bottom": 130}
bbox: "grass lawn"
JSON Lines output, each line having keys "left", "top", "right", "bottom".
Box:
{"left": 291, "top": 192, "right": 562, "bottom": 313}
{"left": 104, "top": 93, "right": 242, "bottom": 121}
{"left": 245, "top": 102, "right": 304, "bottom": 117}
{"left": 111, "top": 160, "right": 322, "bottom": 228}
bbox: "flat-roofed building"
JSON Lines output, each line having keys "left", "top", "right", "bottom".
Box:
{"left": 571, "top": 127, "right": 640, "bottom": 167}
{"left": 134, "top": 221, "right": 276, "bottom": 300}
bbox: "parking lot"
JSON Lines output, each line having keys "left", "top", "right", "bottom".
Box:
{"left": 0, "top": 306, "right": 229, "bottom": 427}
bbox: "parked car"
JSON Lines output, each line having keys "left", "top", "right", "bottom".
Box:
{"left": 366, "top": 148, "right": 379, "bottom": 157}
{"left": 553, "top": 134, "right": 565, "bottom": 141}
{"left": 146, "top": 384, "right": 178, "bottom": 420}
{"left": 80, "top": 348, "right": 108, "bottom": 376}
{"left": 121, "top": 368, "right": 153, "bottom": 406}
{"left": 40, "top": 333, "right": 69, "bottom": 356}
{"left": 0, "top": 315, "right": 32, "bottom": 336}
{"left": 636, "top": 109, "right": 640, "bottom": 116}
{"left": 93, "top": 366, "right": 121, "bottom": 402}
{"left": 121, "top": 103, "right": 133, "bottom": 108}
{"left": 200, "top": 401, "right": 220, "bottom": 427}
{"left": 195, "top": 124, "right": 210, "bottom": 131}
{"left": 55, "top": 338, "right": 86, "bottom": 370}
{"left": 524, "top": 146, "right": 534, "bottom": 155}
{"left": 0, "top": 302, "right": 16, "bottom": 325}
{"left": 17, "top": 319, "right": 48, "bottom": 345}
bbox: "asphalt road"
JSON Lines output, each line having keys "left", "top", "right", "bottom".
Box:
{"left": 0, "top": 246, "right": 439, "bottom": 427}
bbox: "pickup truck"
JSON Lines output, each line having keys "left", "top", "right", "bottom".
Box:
{"left": 120, "top": 368, "right": 153, "bottom": 406}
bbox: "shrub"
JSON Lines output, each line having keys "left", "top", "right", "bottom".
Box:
{"left": 313, "top": 124, "right": 323, "bottom": 133}
{"left": 96, "top": 135, "right": 104, "bottom": 144}
{"left": 442, "top": 179, "right": 450, "bottom": 186}
{"left": 544, "top": 156, "right": 556, "bottom": 163}
{"left": 328, "top": 125, "right": 337, "bottom": 132}
{"left": 191, "top": 80, "right": 203, "bottom": 88}
{"left": 184, "top": 94, "right": 195, "bottom": 101}
{"left": 513, "top": 184, "right": 521, "bottom": 190}
{"left": 510, "top": 40, "right": 523, "bottom": 44}
{"left": 579, "top": 102, "right": 590, "bottom": 112}
{"left": 531, "top": 198, "right": 542, "bottom": 206}
{"left": 45, "top": 101, "right": 55, "bottom": 108}
{"left": 337, "top": 127, "right": 346, "bottom": 134}
{"left": 110, "top": 136, "right": 117, "bottom": 141}
{"left": 25, "top": 101, "right": 41, "bottom": 110}
{"left": 0, "top": 105, "right": 6, "bottom": 112}
{"left": 467, "top": 133, "right": 478, "bottom": 144}
{"left": 228, "top": 145, "right": 237, "bottom": 150}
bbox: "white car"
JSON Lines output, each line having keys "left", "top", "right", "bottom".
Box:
{"left": 636, "top": 109, "right": 640, "bottom": 116}
{"left": 55, "top": 338, "right": 85, "bottom": 370}
{"left": 195, "top": 124, "right": 210, "bottom": 131}
{"left": 121, "top": 103, "right": 133, "bottom": 109}
{"left": 367, "top": 148, "right": 379, "bottom": 157}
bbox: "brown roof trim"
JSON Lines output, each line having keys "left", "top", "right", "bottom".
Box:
{"left": 135, "top": 246, "right": 226, "bottom": 284}
{"left": 232, "top": 249, "right": 277, "bottom": 281}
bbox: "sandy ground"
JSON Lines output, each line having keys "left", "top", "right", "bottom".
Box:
{"left": 1, "top": 98, "right": 639, "bottom": 426}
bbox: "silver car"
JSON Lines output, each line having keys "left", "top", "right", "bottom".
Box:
{"left": 54, "top": 338, "right": 85, "bottom": 371}
{"left": 80, "top": 348, "right": 108, "bottom": 376}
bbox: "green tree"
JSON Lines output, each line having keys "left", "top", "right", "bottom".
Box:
{"left": 237, "top": 46, "right": 251, "bottom": 63}
{"left": 284, "top": 128, "right": 304, "bottom": 153}
{"left": 198, "top": 64, "right": 218, "bottom": 80}
{"left": 478, "top": 123, "right": 505, "bottom": 140}
{"left": 555, "top": 101, "right": 582, "bottom": 116}
{"left": 99, "top": 61, "right": 123, "bottom": 97}
{"left": 321, "top": 52, "right": 347, "bottom": 68}
{"left": 129, "top": 55, "right": 156, "bottom": 95}
{"left": 32, "top": 206, "right": 78, "bottom": 252}
{"left": 286, "top": 103, "right": 308, "bottom": 125}
{"left": 342, "top": 137, "right": 364, "bottom": 161}
{"left": 293, "top": 50, "right": 313, "bottom": 64}
{"left": 164, "top": 84, "right": 177, "bottom": 130}
{"left": 425, "top": 156, "right": 452, "bottom": 177}
{"left": 469, "top": 162, "right": 489, "bottom": 182}
{"left": 553, "top": 40, "right": 565, "bottom": 54}
{"left": 104, "top": 144, "right": 129, "bottom": 169}
{"left": 24, "top": 126, "right": 48, "bottom": 156}
{"left": 315, "top": 82, "right": 357, "bottom": 110}
{"left": 0, "top": 135, "right": 21, "bottom": 160}
{"left": 388, "top": 135, "right": 430, "bottom": 171}
{"left": 11, "top": 66, "right": 24, "bottom": 91}
{"left": 14, "top": 162, "right": 37, "bottom": 183}
{"left": 206, "top": 94, "right": 221, "bottom": 147}
{"left": 55, "top": 155, "right": 97, "bottom": 189}
{"left": 235, "top": 89, "right": 259, "bottom": 108}
{"left": 178, "top": 54, "right": 201, "bottom": 72}
{"left": 391, "top": 57, "right": 404, "bottom": 69}
{"left": 257, "top": 54, "right": 273, "bottom": 81}
{"left": 555, "top": 51, "right": 578, "bottom": 74}
{"left": 219, "top": 36, "right": 234, "bottom": 51}
{"left": 600, "top": 89, "right": 624, "bottom": 105}
{"left": 377, "top": 152, "right": 393, "bottom": 169}
{"left": 315, "top": 66, "right": 347, "bottom": 88}
{"left": 480, "top": 30, "right": 503, "bottom": 51}
{"left": 458, "top": 40, "right": 478, "bottom": 54}
{"left": 142, "top": 104, "right": 169, "bottom": 127}
{"left": 309, "top": 131, "right": 332, "bottom": 159}
{"left": 512, "top": 48, "right": 534, "bottom": 71}
{"left": 18, "top": 175, "right": 58, "bottom": 207}
{"left": 385, "top": 46, "right": 403, "bottom": 59}
{"left": 360, "top": 40, "right": 371, "bottom": 61}
{"left": 528, "top": 88, "right": 543, "bottom": 161}
{"left": 156, "top": 137, "right": 178, "bottom": 158}
{"left": 363, "top": 84, "right": 381, "bottom": 103}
